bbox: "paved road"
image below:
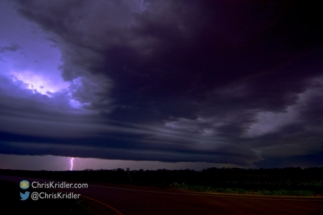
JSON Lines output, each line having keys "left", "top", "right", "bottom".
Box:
{"left": 2, "top": 175, "right": 323, "bottom": 215}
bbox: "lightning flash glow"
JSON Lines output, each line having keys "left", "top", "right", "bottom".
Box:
{"left": 70, "top": 157, "right": 74, "bottom": 171}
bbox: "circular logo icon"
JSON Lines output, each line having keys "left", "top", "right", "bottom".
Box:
{"left": 20, "top": 180, "right": 30, "bottom": 189}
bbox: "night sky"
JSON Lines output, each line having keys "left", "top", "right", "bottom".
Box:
{"left": 0, "top": 0, "right": 323, "bottom": 170}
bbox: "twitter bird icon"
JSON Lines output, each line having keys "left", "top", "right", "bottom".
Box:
{"left": 20, "top": 191, "right": 30, "bottom": 201}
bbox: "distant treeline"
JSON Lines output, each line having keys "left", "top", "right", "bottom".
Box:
{"left": 1, "top": 167, "right": 323, "bottom": 194}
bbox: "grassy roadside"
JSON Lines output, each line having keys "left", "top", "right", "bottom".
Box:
{"left": 173, "top": 184, "right": 317, "bottom": 196}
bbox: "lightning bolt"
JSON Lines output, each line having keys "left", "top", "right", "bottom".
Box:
{"left": 70, "top": 157, "right": 74, "bottom": 171}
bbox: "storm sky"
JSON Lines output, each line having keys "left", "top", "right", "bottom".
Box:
{"left": 0, "top": 0, "right": 323, "bottom": 170}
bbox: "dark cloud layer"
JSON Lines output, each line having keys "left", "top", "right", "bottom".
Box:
{"left": 1, "top": 0, "right": 323, "bottom": 168}
{"left": 0, "top": 44, "right": 20, "bottom": 53}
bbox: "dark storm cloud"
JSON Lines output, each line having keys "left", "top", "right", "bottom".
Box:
{"left": 1, "top": 0, "right": 322, "bottom": 167}
{"left": 0, "top": 44, "right": 20, "bottom": 53}
{"left": 13, "top": 0, "right": 323, "bottom": 115}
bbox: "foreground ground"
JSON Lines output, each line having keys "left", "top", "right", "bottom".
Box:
{"left": 1, "top": 174, "right": 323, "bottom": 215}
